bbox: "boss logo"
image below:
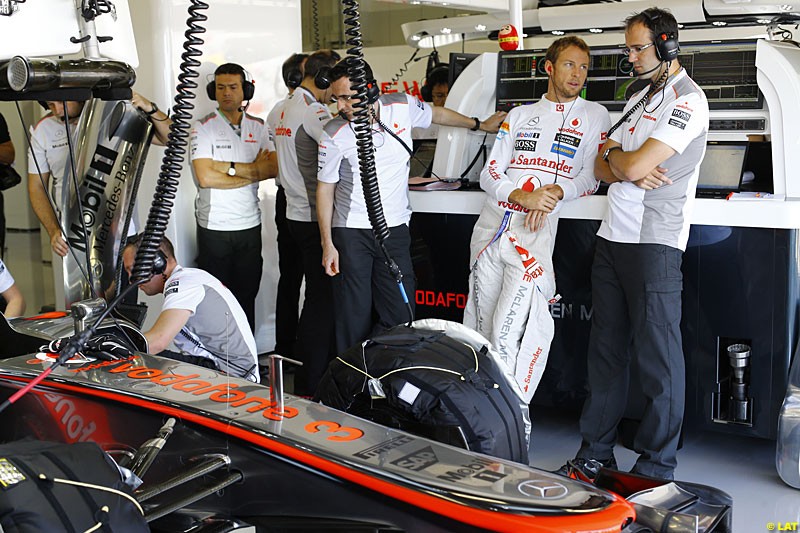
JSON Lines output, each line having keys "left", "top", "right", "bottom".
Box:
{"left": 672, "top": 109, "right": 691, "bottom": 121}
{"left": 514, "top": 140, "right": 538, "bottom": 151}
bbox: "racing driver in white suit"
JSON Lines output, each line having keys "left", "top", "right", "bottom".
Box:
{"left": 464, "top": 36, "right": 610, "bottom": 403}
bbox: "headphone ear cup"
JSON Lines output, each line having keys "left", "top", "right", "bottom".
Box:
{"left": 655, "top": 32, "right": 680, "bottom": 61}
{"left": 206, "top": 80, "right": 216, "bottom": 101}
{"left": 242, "top": 80, "right": 255, "bottom": 101}
{"left": 286, "top": 68, "right": 303, "bottom": 89}
{"left": 420, "top": 82, "right": 432, "bottom": 102}
{"left": 314, "top": 67, "right": 332, "bottom": 90}
{"left": 366, "top": 80, "right": 380, "bottom": 105}
{"left": 152, "top": 250, "right": 167, "bottom": 275}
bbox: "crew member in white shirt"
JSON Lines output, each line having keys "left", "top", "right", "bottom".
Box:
{"left": 190, "top": 63, "right": 278, "bottom": 332}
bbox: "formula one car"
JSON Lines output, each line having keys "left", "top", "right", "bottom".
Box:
{"left": 0, "top": 311, "right": 732, "bottom": 532}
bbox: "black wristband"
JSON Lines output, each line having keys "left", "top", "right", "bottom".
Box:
{"left": 145, "top": 102, "right": 159, "bottom": 116}
{"left": 470, "top": 117, "right": 481, "bottom": 131}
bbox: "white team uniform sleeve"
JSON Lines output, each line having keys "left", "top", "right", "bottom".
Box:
{"left": 28, "top": 123, "right": 50, "bottom": 175}
{"left": 559, "top": 107, "right": 610, "bottom": 201}
{"left": 190, "top": 120, "right": 213, "bottom": 161}
{"left": 479, "top": 115, "right": 517, "bottom": 203}
{"left": 649, "top": 91, "right": 709, "bottom": 154}
{"left": 317, "top": 129, "right": 342, "bottom": 184}
{"left": 162, "top": 278, "right": 203, "bottom": 315}
{"left": 303, "top": 103, "right": 333, "bottom": 142}
{"left": 266, "top": 99, "right": 284, "bottom": 131}
{"left": 260, "top": 121, "right": 276, "bottom": 152}
{"left": 406, "top": 94, "right": 433, "bottom": 130}
{"left": 0, "top": 259, "right": 14, "bottom": 293}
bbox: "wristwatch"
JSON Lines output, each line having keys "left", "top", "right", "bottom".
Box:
{"left": 145, "top": 102, "right": 159, "bottom": 116}
{"left": 602, "top": 146, "right": 622, "bottom": 161}
{"left": 227, "top": 162, "right": 236, "bottom": 176}
{"left": 470, "top": 117, "right": 481, "bottom": 131}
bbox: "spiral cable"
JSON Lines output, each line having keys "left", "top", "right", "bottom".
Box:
{"left": 342, "top": 0, "right": 389, "bottom": 243}
{"left": 131, "top": 0, "right": 208, "bottom": 283}
{"left": 390, "top": 48, "right": 419, "bottom": 84}
{"left": 342, "top": 0, "right": 412, "bottom": 324}
{"left": 607, "top": 67, "right": 669, "bottom": 137}
{"left": 312, "top": 0, "right": 321, "bottom": 49}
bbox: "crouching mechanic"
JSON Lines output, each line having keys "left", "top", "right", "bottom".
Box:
{"left": 463, "top": 36, "right": 610, "bottom": 402}
{"left": 122, "top": 235, "right": 259, "bottom": 382}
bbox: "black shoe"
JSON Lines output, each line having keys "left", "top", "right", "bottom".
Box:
{"left": 555, "top": 457, "right": 618, "bottom": 480}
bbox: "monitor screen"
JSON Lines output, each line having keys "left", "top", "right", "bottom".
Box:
{"left": 410, "top": 140, "right": 437, "bottom": 178}
{"left": 449, "top": 52, "right": 479, "bottom": 88}
{"left": 697, "top": 141, "right": 749, "bottom": 190}
{"left": 495, "top": 40, "right": 762, "bottom": 112}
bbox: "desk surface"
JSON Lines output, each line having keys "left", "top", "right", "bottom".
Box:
{"left": 409, "top": 190, "right": 800, "bottom": 230}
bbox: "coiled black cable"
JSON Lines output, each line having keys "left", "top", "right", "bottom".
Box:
{"left": 342, "top": 0, "right": 388, "bottom": 244}
{"left": 342, "top": 0, "right": 412, "bottom": 324}
{"left": 131, "top": 0, "right": 208, "bottom": 283}
{"left": 390, "top": 48, "right": 419, "bottom": 84}
{"left": 607, "top": 66, "right": 669, "bottom": 138}
{"left": 312, "top": 0, "right": 321, "bottom": 49}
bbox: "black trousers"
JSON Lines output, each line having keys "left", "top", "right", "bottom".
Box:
{"left": 0, "top": 191, "right": 5, "bottom": 259}
{"left": 274, "top": 186, "right": 304, "bottom": 357}
{"left": 196, "top": 224, "right": 262, "bottom": 333}
{"left": 577, "top": 237, "right": 685, "bottom": 479}
{"left": 331, "top": 225, "right": 415, "bottom": 355}
{"left": 287, "top": 219, "right": 335, "bottom": 395}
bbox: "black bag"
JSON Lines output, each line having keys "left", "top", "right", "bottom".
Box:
{"left": 0, "top": 163, "right": 21, "bottom": 191}
{"left": 316, "top": 325, "right": 529, "bottom": 463}
{"left": 0, "top": 440, "right": 148, "bottom": 533}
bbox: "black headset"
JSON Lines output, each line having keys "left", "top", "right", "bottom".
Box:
{"left": 126, "top": 233, "right": 168, "bottom": 276}
{"left": 641, "top": 9, "right": 681, "bottom": 62}
{"left": 285, "top": 67, "right": 303, "bottom": 89}
{"left": 325, "top": 59, "right": 381, "bottom": 105}
{"left": 314, "top": 67, "right": 333, "bottom": 90}
{"left": 206, "top": 65, "right": 256, "bottom": 101}
{"left": 420, "top": 64, "right": 450, "bottom": 103}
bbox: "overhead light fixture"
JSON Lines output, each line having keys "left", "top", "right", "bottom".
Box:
{"left": 475, "top": 24, "right": 486, "bottom": 31}
{"left": 552, "top": 30, "right": 565, "bottom": 35}
{"left": 712, "top": 21, "right": 727, "bottom": 26}
{"left": 757, "top": 18, "right": 771, "bottom": 24}
{"left": 780, "top": 4, "right": 792, "bottom": 11}
{"left": 589, "top": 28, "right": 603, "bottom": 33}
{"left": 411, "top": 0, "right": 420, "bottom": 4}
{"left": 677, "top": 24, "right": 684, "bottom": 29}
{"left": 441, "top": 27, "right": 452, "bottom": 34}
{"left": 411, "top": 34, "right": 422, "bottom": 41}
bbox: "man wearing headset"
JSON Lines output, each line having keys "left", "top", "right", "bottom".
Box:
{"left": 122, "top": 235, "right": 259, "bottom": 382}
{"left": 267, "top": 52, "right": 307, "bottom": 362}
{"left": 190, "top": 63, "right": 278, "bottom": 332}
{"left": 464, "top": 36, "right": 610, "bottom": 408}
{"left": 272, "top": 49, "right": 340, "bottom": 395}
{"left": 564, "top": 8, "right": 709, "bottom": 481}
{"left": 317, "top": 58, "right": 505, "bottom": 354}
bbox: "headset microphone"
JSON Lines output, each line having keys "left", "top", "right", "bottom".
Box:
{"left": 630, "top": 61, "right": 664, "bottom": 78}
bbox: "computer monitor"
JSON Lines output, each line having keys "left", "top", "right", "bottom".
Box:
{"left": 696, "top": 141, "right": 749, "bottom": 197}
{"left": 448, "top": 53, "right": 479, "bottom": 89}
{"left": 495, "top": 40, "right": 762, "bottom": 112}
{"left": 410, "top": 139, "right": 437, "bottom": 178}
